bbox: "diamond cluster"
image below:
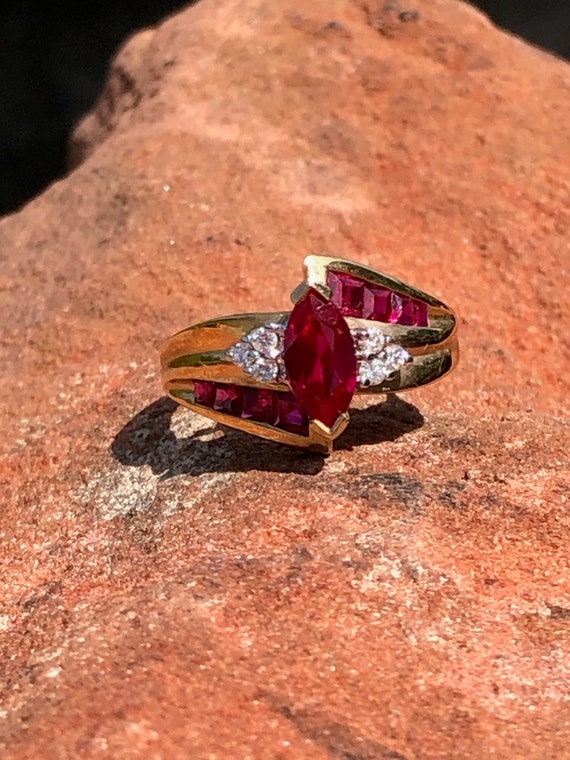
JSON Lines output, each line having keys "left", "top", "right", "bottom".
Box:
{"left": 226, "top": 323, "right": 286, "bottom": 382}
{"left": 227, "top": 320, "right": 411, "bottom": 389}
{"left": 351, "top": 327, "right": 412, "bottom": 387}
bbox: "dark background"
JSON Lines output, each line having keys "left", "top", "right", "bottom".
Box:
{"left": 1, "top": 0, "right": 569, "bottom": 216}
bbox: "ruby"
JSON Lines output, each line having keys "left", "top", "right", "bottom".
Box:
{"left": 194, "top": 380, "right": 216, "bottom": 407}
{"left": 275, "top": 394, "right": 309, "bottom": 435}
{"left": 362, "top": 287, "right": 404, "bottom": 322}
{"left": 387, "top": 292, "right": 404, "bottom": 323}
{"left": 327, "top": 270, "right": 365, "bottom": 317}
{"left": 283, "top": 288, "right": 357, "bottom": 428}
{"left": 213, "top": 384, "right": 243, "bottom": 415}
{"left": 327, "top": 269, "right": 429, "bottom": 327}
{"left": 199, "top": 383, "right": 308, "bottom": 435}
{"left": 416, "top": 301, "right": 429, "bottom": 326}
{"left": 326, "top": 270, "right": 344, "bottom": 310}
{"left": 241, "top": 388, "right": 277, "bottom": 424}
{"left": 400, "top": 299, "right": 429, "bottom": 326}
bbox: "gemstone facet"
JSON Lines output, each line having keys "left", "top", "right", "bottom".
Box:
{"left": 213, "top": 384, "right": 243, "bottom": 415}
{"left": 194, "top": 380, "right": 216, "bottom": 407}
{"left": 242, "top": 387, "right": 277, "bottom": 423}
{"left": 276, "top": 395, "right": 310, "bottom": 435}
{"left": 283, "top": 288, "right": 357, "bottom": 428}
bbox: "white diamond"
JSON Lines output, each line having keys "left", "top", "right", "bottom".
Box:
{"left": 352, "top": 326, "right": 386, "bottom": 359}
{"left": 227, "top": 342, "right": 257, "bottom": 368}
{"left": 382, "top": 344, "right": 412, "bottom": 374}
{"left": 251, "top": 358, "right": 279, "bottom": 382}
{"left": 356, "top": 340, "right": 412, "bottom": 387}
{"left": 226, "top": 322, "right": 287, "bottom": 382}
{"left": 358, "top": 359, "right": 388, "bottom": 387}
{"left": 244, "top": 326, "right": 282, "bottom": 359}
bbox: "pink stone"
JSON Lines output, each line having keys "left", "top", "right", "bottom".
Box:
{"left": 194, "top": 380, "right": 216, "bottom": 407}
{"left": 213, "top": 384, "right": 243, "bottom": 415}
{"left": 242, "top": 388, "right": 277, "bottom": 424}
{"left": 400, "top": 299, "right": 429, "bottom": 326}
{"left": 326, "top": 270, "right": 344, "bottom": 310}
{"left": 387, "top": 292, "right": 404, "bottom": 323}
{"left": 362, "top": 287, "right": 404, "bottom": 322}
{"left": 275, "top": 394, "right": 309, "bottom": 436}
{"left": 328, "top": 270, "right": 429, "bottom": 326}
{"left": 327, "top": 271, "right": 365, "bottom": 317}
{"left": 198, "top": 384, "right": 308, "bottom": 435}
{"left": 417, "top": 301, "right": 429, "bottom": 327}
{"left": 283, "top": 288, "right": 357, "bottom": 428}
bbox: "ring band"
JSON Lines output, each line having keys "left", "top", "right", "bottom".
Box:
{"left": 160, "top": 255, "right": 458, "bottom": 453}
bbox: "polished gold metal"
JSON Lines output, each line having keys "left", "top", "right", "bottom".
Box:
{"left": 160, "top": 255, "right": 458, "bottom": 453}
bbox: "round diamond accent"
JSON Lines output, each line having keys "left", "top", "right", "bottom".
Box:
{"left": 358, "top": 358, "right": 388, "bottom": 387}
{"left": 351, "top": 325, "right": 411, "bottom": 387}
{"left": 352, "top": 326, "right": 387, "bottom": 359}
{"left": 251, "top": 358, "right": 279, "bottom": 382}
{"left": 227, "top": 323, "right": 285, "bottom": 382}
{"left": 358, "top": 342, "right": 412, "bottom": 387}
{"left": 382, "top": 343, "right": 413, "bottom": 374}
{"left": 246, "top": 326, "right": 282, "bottom": 358}
{"left": 227, "top": 343, "right": 256, "bottom": 367}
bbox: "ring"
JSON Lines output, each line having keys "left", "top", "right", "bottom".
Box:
{"left": 160, "top": 255, "right": 458, "bottom": 453}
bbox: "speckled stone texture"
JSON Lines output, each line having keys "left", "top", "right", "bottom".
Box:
{"left": 1, "top": 0, "right": 569, "bottom": 758}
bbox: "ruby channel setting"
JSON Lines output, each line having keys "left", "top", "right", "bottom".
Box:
{"left": 194, "top": 269, "right": 422, "bottom": 437}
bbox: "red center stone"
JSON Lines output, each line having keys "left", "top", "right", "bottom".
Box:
{"left": 283, "top": 287, "right": 357, "bottom": 429}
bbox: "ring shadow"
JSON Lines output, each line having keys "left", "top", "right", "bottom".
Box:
{"left": 111, "top": 395, "right": 424, "bottom": 478}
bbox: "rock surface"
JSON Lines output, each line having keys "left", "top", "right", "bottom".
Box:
{"left": 1, "top": 0, "right": 569, "bottom": 757}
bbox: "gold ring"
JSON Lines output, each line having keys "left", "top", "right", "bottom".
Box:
{"left": 160, "top": 255, "right": 458, "bottom": 453}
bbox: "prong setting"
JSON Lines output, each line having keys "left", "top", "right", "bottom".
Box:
{"left": 226, "top": 322, "right": 287, "bottom": 383}
{"left": 352, "top": 326, "right": 412, "bottom": 387}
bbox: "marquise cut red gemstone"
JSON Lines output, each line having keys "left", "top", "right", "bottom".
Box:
{"left": 283, "top": 288, "right": 357, "bottom": 428}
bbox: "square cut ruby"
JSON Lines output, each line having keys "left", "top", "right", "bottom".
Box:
{"left": 241, "top": 388, "right": 278, "bottom": 424}
{"left": 213, "top": 384, "right": 244, "bottom": 416}
{"left": 363, "top": 287, "right": 404, "bottom": 323}
{"left": 194, "top": 380, "right": 216, "bottom": 407}
{"left": 327, "top": 270, "right": 343, "bottom": 307}
{"left": 400, "top": 299, "right": 429, "bottom": 326}
{"left": 275, "top": 394, "right": 309, "bottom": 436}
{"left": 327, "top": 271, "right": 365, "bottom": 317}
{"left": 326, "top": 269, "right": 429, "bottom": 327}
{"left": 417, "top": 301, "right": 429, "bottom": 326}
{"left": 387, "top": 292, "right": 404, "bottom": 323}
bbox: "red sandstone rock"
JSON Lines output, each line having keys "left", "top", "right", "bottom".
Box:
{"left": 0, "top": 0, "right": 569, "bottom": 758}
